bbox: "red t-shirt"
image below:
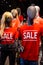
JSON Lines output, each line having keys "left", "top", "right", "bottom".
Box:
{"left": 1, "top": 27, "right": 18, "bottom": 45}
{"left": 18, "top": 23, "right": 43, "bottom": 61}
{"left": 19, "top": 15, "right": 24, "bottom": 22}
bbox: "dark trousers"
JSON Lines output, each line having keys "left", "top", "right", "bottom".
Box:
{"left": 20, "top": 58, "right": 38, "bottom": 65}
{"left": 1, "top": 45, "right": 16, "bottom": 65}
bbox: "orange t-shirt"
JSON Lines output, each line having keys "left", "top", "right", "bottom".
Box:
{"left": 11, "top": 18, "right": 20, "bottom": 29}
{"left": 34, "top": 16, "right": 43, "bottom": 24}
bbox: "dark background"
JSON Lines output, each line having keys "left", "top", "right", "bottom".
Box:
{"left": 0, "top": 0, "right": 43, "bottom": 18}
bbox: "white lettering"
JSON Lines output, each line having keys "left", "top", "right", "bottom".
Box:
{"left": 23, "top": 32, "right": 26, "bottom": 39}
{"left": 10, "top": 33, "right": 13, "bottom": 39}
{"left": 23, "top": 31, "right": 38, "bottom": 40}
{"left": 34, "top": 32, "right": 37, "bottom": 39}
{"left": 31, "top": 32, "right": 34, "bottom": 39}
{"left": 2, "top": 33, "right": 13, "bottom": 40}
{"left": 27, "top": 32, "right": 30, "bottom": 39}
